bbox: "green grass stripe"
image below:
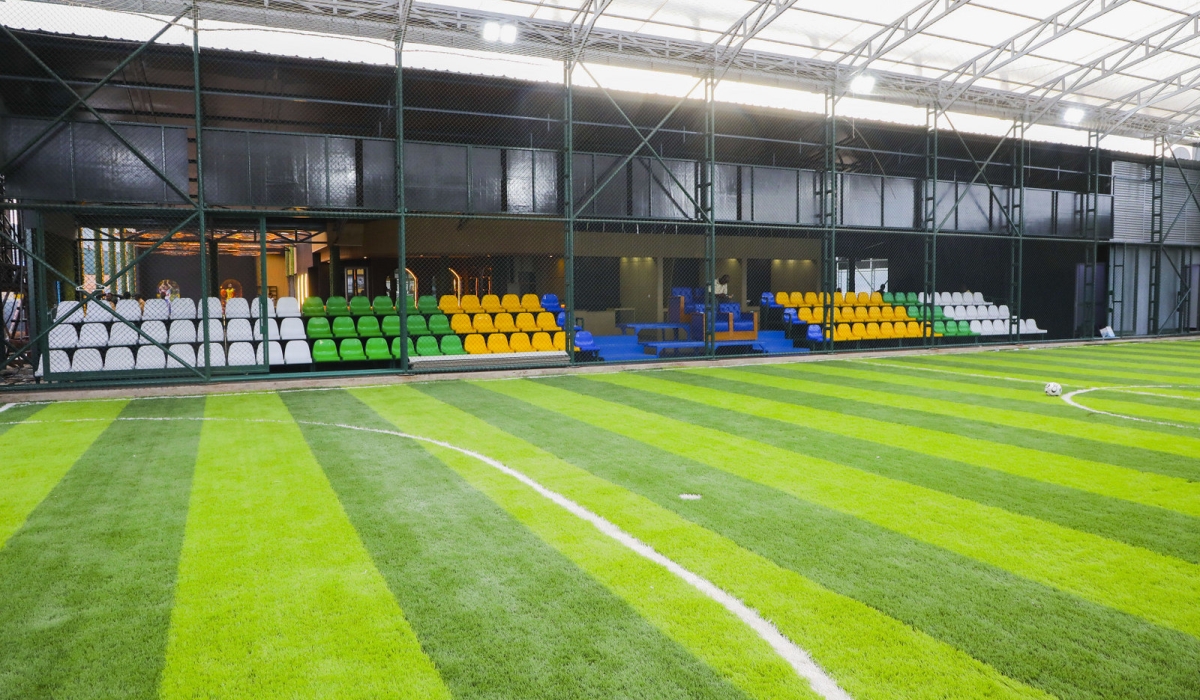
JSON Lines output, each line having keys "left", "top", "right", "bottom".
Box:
{"left": 1059, "top": 343, "right": 1200, "bottom": 360}
{"left": 1037, "top": 345, "right": 1200, "bottom": 367}
{"left": 353, "top": 383, "right": 1053, "bottom": 700}
{"left": 1089, "top": 387, "right": 1200, "bottom": 413}
{"left": 477, "top": 377, "right": 1200, "bottom": 700}
{"left": 1072, "top": 392, "right": 1200, "bottom": 425}
{"left": 669, "top": 365, "right": 1200, "bottom": 515}
{"left": 0, "top": 400, "right": 125, "bottom": 549}
{"left": 878, "top": 354, "right": 1095, "bottom": 386}
{"left": 573, "top": 371, "right": 1200, "bottom": 638}
{"left": 0, "top": 402, "right": 45, "bottom": 439}
{"left": 753, "top": 363, "right": 1200, "bottom": 460}
{"left": 921, "top": 352, "right": 1193, "bottom": 386}
{"left": 975, "top": 350, "right": 1200, "bottom": 381}
{"left": 553, "top": 373, "right": 1200, "bottom": 565}
{"left": 284, "top": 390, "right": 759, "bottom": 700}
{"left": 0, "top": 398, "right": 201, "bottom": 700}
{"left": 159, "top": 393, "right": 449, "bottom": 700}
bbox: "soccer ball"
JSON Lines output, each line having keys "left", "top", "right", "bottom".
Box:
{"left": 1044, "top": 382, "right": 1062, "bottom": 397}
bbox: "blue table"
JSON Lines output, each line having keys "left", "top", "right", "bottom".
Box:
{"left": 616, "top": 322, "right": 690, "bottom": 341}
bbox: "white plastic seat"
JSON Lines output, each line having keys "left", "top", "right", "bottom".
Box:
{"left": 227, "top": 341, "right": 255, "bottom": 366}
{"left": 986, "top": 305, "right": 1000, "bottom": 319}
{"left": 77, "top": 323, "right": 109, "bottom": 348}
{"left": 965, "top": 306, "right": 979, "bottom": 320}
{"left": 953, "top": 305, "right": 967, "bottom": 320}
{"left": 35, "top": 350, "right": 72, "bottom": 377}
{"left": 1018, "top": 319, "right": 1030, "bottom": 334}
{"left": 275, "top": 297, "right": 301, "bottom": 318}
{"left": 284, "top": 340, "right": 312, "bottom": 364}
{"left": 170, "top": 297, "right": 197, "bottom": 320}
{"left": 917, "top": 292, "right": 925, "bottom": 303}
{"left": 942, "top": 306, "right": 956, "bottom": 320}
{"left": 252, "top": 318, "right": 279, "bottom": 341}
{"left": 998, "top": 304, "right": 1010, "bottom": 319}
{"left": 142, "top": 298, "right": 170, "bottom": 320}
{"left": 203, "top": 297, "right": 224, "bottom": 320}
{"left": 48, "top": 325, "right": 78, "bottom": 349}
{"left": 200, "top": 319, "right": 224, "bottom": 343}
{"left": 168, "top": 320, "right": 197, "bottom": 344}
{"left": 255, "top": 341, "right": 285, "bottom": 366}
{"left": 198, "top": 343, "right": 226, "bottom": 367}
{"left": 250, "top": 297, "right": 277, "bottom": 319}
{"left": 279, "top": 317, "right": 305, "bottom": 341}
{"left": 138, "top": 320, "right": 168, "bottom": 345}
{"left": 70, "top": 348, "right": 103, "bottom": 372}
{"left": 951, "top": 292, "right": 964, "bottom": 305}
{"left": 103, "top": 347, "right": 134, "bottom": 371}
{"left": 225, "top": 318, "right": 253, "bottom": 342}
{"left": 1026, "top": 318, "right": 1047, "bottom": 334}
{"left": 224, "top": 297, "right": 250, "bottom": 319}
{"left": 114, "top": 298, "right": 142, "bottom": 323}
{"left": 972, "top": 292, "right": 985, "bottom": 304}
{"left": 107, "top": 323, "right": 138, "bottom": 346}
{"left": 969, "top": 320, "right": 983, "bottom": 335}
{"left": 135, "top": 345, "right": 166, "bottom": 370}
{"left": 87, "top": 302, "right": 114, "bottom": 323}
{"left": 167, "top": 344, "right": 197, "bottom": 368}
{"left": 55, "top": 301, "right": 85, "bottom": 324}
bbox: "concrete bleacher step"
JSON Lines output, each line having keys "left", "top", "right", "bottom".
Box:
{"left": 408, "top": 350, "right": 569, "bottom": 371}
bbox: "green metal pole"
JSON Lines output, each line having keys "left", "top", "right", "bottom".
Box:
{"left": 193, "top": 3, "right": 211, "bottom": 379}
{"left": 705, "top": 73, "right": 716, "bottom": 357}
{"left": 564, "top": 58, "right": 575, "bottom": 364}
{"left": 259, "top": 216, "right": 269, "bottom": 369}
{"left": 396, "top": 35, "right": 408, "bottom": 371}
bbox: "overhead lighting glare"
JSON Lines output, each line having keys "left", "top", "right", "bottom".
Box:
{"left": 482, "top": 21, "right": 517, "bottom": 44}
{"left": 850, "top": 74, "right": 875, "bottom": 95}
{"left": 482, "top": 21, "right": 501, "bottom": 42}
{"left": 1063, "top": 108, "right": 1085, "bottom": 125}
{"left": 499, "top": 23, "right": 517, "bottom": 44}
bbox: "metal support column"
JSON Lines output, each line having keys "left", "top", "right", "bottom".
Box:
{"left": 258, "top": 215, "right": 270, "bottom": 369}
{"left": 395, "top": 34, "right": 408, "bottom": 371}
{"left": 704, "top": 73, "right": 717, "bottom": 356}
{"left": 821, "top": 90, "right": 838, "bottom": 352}
{"left": 563, "top": 59, "right": 575, "bottom": 364}
{"left": 1009, "top": 119, "right": 1026, "bottom": 340}
{"left": 194, "top": 3, "right": 210, "bottom": 377}
{"left": 1149, "top": 136, "right": 1165, "bottom": 334}
{"left": 923, "top": 105, "right": 938, "bottom": 346}
{"left": 1082, "top": 130, "right": 1100, "bottom": 338}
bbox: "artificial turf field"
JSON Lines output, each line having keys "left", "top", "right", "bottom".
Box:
{"left": 1, "top": 340, "right": 1199, "bottom": 700}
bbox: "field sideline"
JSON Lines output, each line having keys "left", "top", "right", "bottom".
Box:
{"left": 0, "top": 340, "right": 1198, "bottom": 699}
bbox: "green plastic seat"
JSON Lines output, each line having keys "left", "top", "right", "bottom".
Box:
{"left": 933, "top": 306, "right": 945, "bottom": 320}
{"left": 338, "top": 338, "right": 367, "bottom": 361}
{"left": 906, "top": 305, "right": 919, "bottom": 321}
{"left": 348, "top": 296, "right": 373, "bottom": 316}
{"left": 904, "top": 292, "right": 918, "bottom": 304}
{"left": 325, "top": 295, "right": 350, "bottom": 317}
{"left": 418, "top": 295, "right": 438, "bottom": 314}
{"left": 416, "top": 335, "right": 441, "bottom": 356}
{"left": 407, "top": 315, "right": 430, "bottom": 336}
{"left": 381, "top": 316, "right": 401, "bottom": 336}
{"left": 371, "top": 295, "right": 396, "bottom": 315}
{"left": 440, "top": 334, "right": 467, "bottom": 355}
{"left": 312, "top": 339, "right": 340, "bottom": 362}
{"left": 305, "top": 317, "right": 333, "bottom": 339}
{"left": 881, "top": 292, "right": 894, "bottom": 304}
{"left": 958, "top": 320, "right": 974, "bottom": 335}
{"left": 357, "top": 316, "right": 382, "bottom": 338}
{"left": 427, "top": 314, "right": 452, "bottom": 335}
{"left": 332, "top": 316, "right": 358, "bottom": 338}
{"left": 404, "top": 296, "right": 418, "bottom": 314}
{"left": 390, "top": 336, "right": 416, "bottom": 359}
{"left": 301, "top": 297, "right": 326, "bottom": 317}
{"left": 933, "top": 320, "right": 948, "bottom": 336}
{"left": 365, "top": 337, "right": 392, "bottom": 360}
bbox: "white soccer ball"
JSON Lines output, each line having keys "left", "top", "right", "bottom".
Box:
{"left": 1044, "top": 382, "right": 1062, "bottom": 397}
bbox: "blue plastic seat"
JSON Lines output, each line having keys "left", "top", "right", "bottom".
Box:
{"left": 540, "top": 293, "right": 561, "bottom": 311}
{"left": 806, "top": 325, "right": 824, "bottom": 342}
{"left": 574, "top": 330, "right": 597, "bottom": 351}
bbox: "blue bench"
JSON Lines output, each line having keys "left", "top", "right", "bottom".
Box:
{"left": 642, "top": 339, "right": 764, "bottom": 357}
{"left": 616, "top": 322, "right": 689, "bottom": 341}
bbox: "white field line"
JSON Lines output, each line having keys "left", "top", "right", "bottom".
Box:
{"left": 0, "top": 414, "right": 851, "bottom": 700}
{"left": 1060, "top": 386, "right": 1200, "bottom": 431}
{"left": 0, "top": 403, "right": 14, "bottom": 415}
{"left": 1109, "top": 388, "right": 1200, "bottom": 402}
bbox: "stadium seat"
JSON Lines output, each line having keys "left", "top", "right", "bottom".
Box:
{"left": 332, "top": 316, "right": 358, "bottom": 338}
{"left": 35, "top": 350, "right": 71, "bottom": 377}
{"left": 998, "top": 304, "right": 1011, "bottom": 319}
{"left": 521, "top": 294, "right": 543, "bottom": 312}
{"left": 67, "top": 348, "right": 100, "bottom": 372}
{"left": 515, "top": 312, "right": 538, "bottom": 332}
{"left": 501, "top": 294, "right": 522, "bottom": 313}
{"left": 972, "top": 292, "right": 985, "bottom": 304}
{"left": 461, "top": 295, "right": 484, "bottom": 314}
{"left": 195, "top": 344, "right": 224, "bottom": 367}
{"left": 439, "top": 295, "right": 462, "bottom": 315}
{"left": 381, "top": 316, "right": 401, "bottom": 337}
{"left": 494, "top": 313, "right": 517, "bottom": 333}
{"left": 964, "top": 305, "right": 978, "bottom": 319}
{"left": 851, "top": 322, "right": 866, "bottom": 339}
{"left": 220, "top": 297, "right": 248, "bottom": 319}
{"left": 531, "top": 331, "right": 554, "bottom": 352}
{"left": 942, "top": 306, "right": 955, "bottom": 319}
{"left": 481, "top": 294, "right": 503, "bottom": 313}
{"left": 450, "top": 313, "right": 473, "bottom": 334}
{"left": 168, "top": 343, "right": 198, "bottom": 368}
{"left": 868, "top": 306, "right": 882, "bottom": 321}
{"left": 276, "top": 297, "right": 301, "bottom": 317}
{"left": 349, "top": 296, "right": 373, "bottom": 316}
{"left": 103, "top": 346, "right": 134, "bottom": 371}
{"left": 472, "top": 313, "right": 497, "bottom": 334}
{"left": 143, "top": 299, "right": 171, "bottom": 321}
{"left": 280, "top": 317, "right": 306, "bottom": 341}
{"left": 968, "top": 320, "right": 984, "bottom": 336}
{"left": 427, "top": 314, "right": 452, "bottom": 335}
{"left": 115, "top": 298, "right": 142, "bottom": 322}
{"left": 339, "top": 339, "right": 367, "bottom": 361}
{"left": 774, "top": 291, "right": 790, "bottom": 307}
{"left": 306, "top": 317, "right": 333, "bottom": 339}
{"left": 372, "top": 295, "right": 396, "bottom": 315}
{"left": 87, "top": 301, "right": 114, "bottom": 324}
{"left": 865, "top": 322, "right": 880, "bottom": 339}
{"left": 464, "top": 333, "right": 489, "bottom": 354}
{"left": 404, "top": 296, "right": 419, "bottom": 314}
{"left": 934, "top": 320, "right": 948, "bottom": 336}
{"left": 790, "top": 292, "right": 806, "bottom": 307}
{"left": 390, "top": 337, "right": 415, "bottom": 359}
{"left": 325, "top": 296, "right": 350, "bottom": 317}
{"left": 134, "top": 346, "right": 166, "bottom": 370}
{"left": 312, "top": 339, "right": 340, "bottom": 362}
{"left": 417, "top": 295, "right": 439, "bottom": 314}
{"left": 357, "top": 316, "right": 383, "bottom": 338}
{"left": 574, "top": 330, "right": 597, "bottom": 352}
{"left": 108, "top": 322, "right": 138, "bottom": 346}
{"left": 365, "top": 337, "right": 392, "bottom": 360}
{"left": 553, "top": 332, "right": 566, "bottom": 350}
{"left": 541, "top": 293, "right": 561, "bottom": 311}
{"left": 509, "top": 332, "right": 533, "bottom": 352}
{"left": 302, "top": 297, "right": 326, "bottom": 317}
{"left": 78, "top": 323, "right": 108, "bottom": 348}
{"left": 440, "top": 335, "right": 467, "bottom": 355}
{"left": 416, "top": 336, "right": 441, "bottom": 356}
{"left": 169, "top": 320, "right": 196, "bottom": 344}
{"left": 55, "top": 301, "right": 85, "bottom": 324}
{"left": 408, "top": 315, "right": 431, "bottom": 336}
{"left": 249, "top": 298, "right": 275, "bottom": 320}
{"left": 284, "top": 340, "right": 313, "bottom": 364}
{"left": 537, "top": 312, "right": 561, "bottom": 331}
{"left": 252, "top": 318, "right": 279, "bottom": 341}
{"left": 984, "top": 305, "right": 999, "bottom": 319}
{"left": 487, "top": 333, "right": 511, "bottom": 353}
{"left": 170, "top": 297, "right": 196, "bottom": 320}
{"left": 139, "top": 321, "right": 169, "bottom": 345}
{"left": 227, "top": 342, "right": 256, "bottom": 366}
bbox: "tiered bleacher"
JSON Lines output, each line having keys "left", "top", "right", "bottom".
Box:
{"left": 761, "top": 289, "right": 1047, "bottom": 346}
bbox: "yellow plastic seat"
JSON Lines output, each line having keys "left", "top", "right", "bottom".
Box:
{"left": 881, "top": 306, "right": 895, "bottom": 320}
{"left": 804, "top": 292, "right": 819, "bottom": 306}
{"left": 870, "top": 291, "right": 884, "bottom": 306}
{"left": 866, "top": 306, "right": 881, "bottom": 321}
{"left": 775, "top": 292, "right": 791, "bottom": 307}
{"left": 789, "top": 292, "right": 805, "bottom": 307}
{"left": 521, "top": 294, "right": 543, "bottom": 312}
{"left": 854, "top": 307, "right": 869, "bottom": 321}
{"left": 879, "top": 322, "right": 894, "bottom": 337}
{"left": 810, "top": 307, "right": 824, "bottom": 323}
{"left": 494, "top": 313, "right": 518, "bottom": 333}
{"left": 851, "top": 322, "right": 867, "bottom": 339}
{"left": 461, "top": 295, "right": 484, "bottom": 314}
{"left": 856, "top": 291, "right": 870, "bottom": 306}
{"left": 835, "top": 292, "right": 849, "bottom": 306}
{"left": 893, "top": 306, "right": 909, "bottom": 321}
{"left": 481, "top": 294, "right": 503, "bottom": 313}
{"left": 865, "top": 322, "right": 880, "bottom": 338}
{"left": 537, "top": 312, "right": 561, "bottom": 331}
{"left": 487, "top": 333, "right": 511, "bottom": 353}
{"left": 463, "top": 333, "right": 489, "bottom": 354}
{"left": 797, "top": 308, "right": 813, "bottom": 323}
{"left": 450, "top": 313, "right": 473, "bottom": 334}
{"left": 907, "top": 321, "right": 921, "bottom": 336}
{"left": 531, "top": 331, "right": 554, "bottom": 351}
{"left": 515, "top": 312, "right": 538, "bottom": 332}
{"left": 553, "top": 331, "right": 566, "bottom": 350}
{"left": 438, "top": 295, "right": 462, "bottom": 315}
{"left": 473, "top": 313, "right": 497, "bottom": 334}
{"left": 501, "top": 294, "right": 523, "bottom": 313}
{"left": 835, "top": 323, "right": 852, "bottom": 341}
{"left": 509, "top": 332, "right": 533, "bottom": 352}
{"left": 817, "top": 292, "right": 830, "bottom": 306}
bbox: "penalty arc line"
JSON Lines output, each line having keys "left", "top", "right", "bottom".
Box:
{"left": 0, "top": 414, "right": 852, "bottom": 700}
{"left": 1060, "top": 386, "right": 1200, "bottom": 431}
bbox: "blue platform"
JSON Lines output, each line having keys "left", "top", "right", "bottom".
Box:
{"left": 589, "top": 330, "right": 806, "bottom": 362}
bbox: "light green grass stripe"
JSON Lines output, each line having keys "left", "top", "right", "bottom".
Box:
{"left": 1074, "top": 393, "right": 1200, "bottom": 425}
{"left": 354, "top": 384, "right": 1050, "bottom": 700}
{"left": 573, "top": 373, "right": 1200, "bottom": 639}
{"left": 0, "top": 401, "right": 125, "bottom": 549}
{"left": 0, "top": 403, "right": 44, "bottom": 439}
{"left": 159, "top": 393, "right": 450, "bottom": 700}
{"left": 927, "top": 353, "right": 1192, "bottom": 385}
{"left": 1040, "top": 346, "right": 1200, "bottom": 367}
{"left": 756, "top": 365, "right": 1200, "bottom": 459}
{"left": 886, "top": 355, "right": 1091, "bottom": 385}
{"left": 681, "top": 366, "right": 1200, "bottom": 517}
{"left": 980, "top": 350, "right": 1200, "bottom": 381}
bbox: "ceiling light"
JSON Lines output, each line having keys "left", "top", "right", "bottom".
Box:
{"left": 1063, "top": 108, "right": 1085, "bottom": 125}
{"left": 850, "top": 74, "right": 875, "bottom": 95}
{"left": 499, "top": 24, "right": 518, "bottom": 44}
{"left": 482, "top": 21, "right": 501, "bottom": 42}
